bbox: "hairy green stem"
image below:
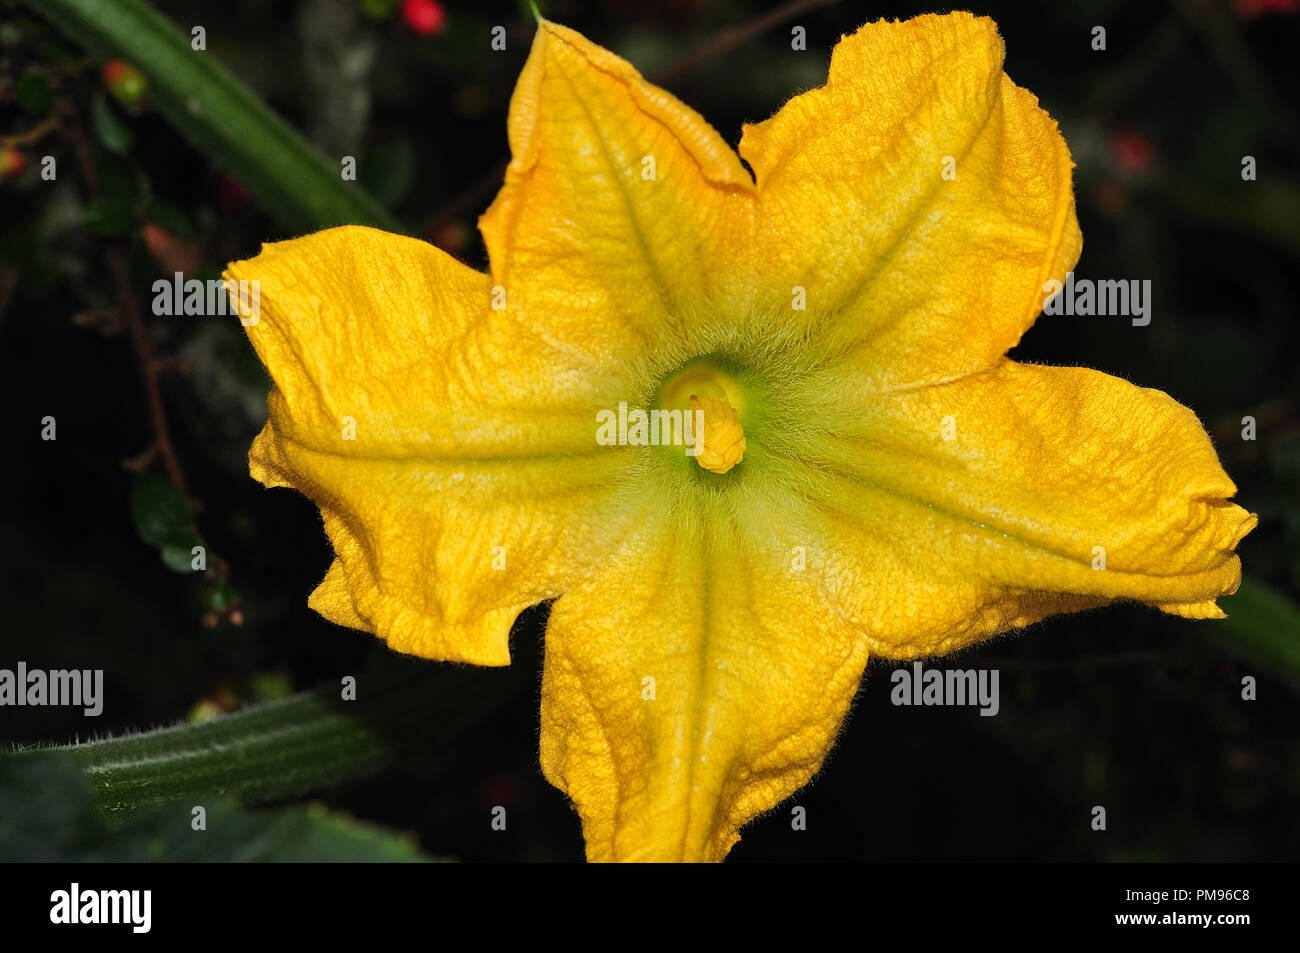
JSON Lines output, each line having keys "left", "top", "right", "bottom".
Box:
{"left": 7, "top": 656, "right": 529, "bottom": 815}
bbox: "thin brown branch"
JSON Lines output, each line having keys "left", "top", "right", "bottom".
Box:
{"left": 106, "top": 247, "right": 191, "bottom": 501}
{"left": 0, "top": 113, "right": 61, "bottom": 149}
{"left": 421, "top": 159, "right": 508, "bottom": 243}
{"left": 1177, "top": 0, "right": 1300, "bottom": 149}
{"left": 652, "top": 0, "right": 841, "bottom": 88}
{"left": 58, "top": 96, "right": 193, "bottom": 505}
{"left": 1085, "top": 11, "right": 1187, "bottom": 122}
{"left": 0, "top": 264, "right": 18, "bottom": 323}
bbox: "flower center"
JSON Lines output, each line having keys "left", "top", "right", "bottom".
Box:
{"left": 688, "top": 393, "right": 746, "bottom": 474}
{"left": 657, "top": 358, "right": 747, "bottom": 475}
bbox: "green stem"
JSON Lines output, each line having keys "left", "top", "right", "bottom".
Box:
{"left": 25, "top": 0, "right": 403, "bottom": 234}
{"left": 7, "top": 656, "right": 528, "bottom": 816}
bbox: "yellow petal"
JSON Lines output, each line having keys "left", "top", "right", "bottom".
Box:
{"left": 479, "top": 20, "right": 757, "bottom": 367}
{"left": 739, "top": 13, "right": 1080, "bottom": 387}
{"left": 225, "top": 226, "right": 631, "bottom": 665}
{"left": 811, "top": 360, "right": 1256, "bottom": 658}
{"left": 537, "top": 360, "right": 1254, "bottom": 863}
{"left": 540, "top": 497, "right": 870, "bottom": 862}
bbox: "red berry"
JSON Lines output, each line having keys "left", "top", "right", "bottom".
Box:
{"left": 101, "top": 59, "right": 148, "bottom": 108}
{"left": 432, "top": 220, "right": 469, "bottom": 255}
{"left": 401, "top": 0, "right": 446, "bottom": 36}
{"left": 1234, "top": 0, "right": 1298, "bottom": 16}
{"left": 0, "top": 146, "right": 25, "bottom": 182}
{"left": 101, "top": 59, "right": 128, "bottom": 85}
{"left": 216, "top": 172, "right": 251, "bottom": 213}
{"left": 1110, "top": 129, "right": 1154, "bottom": 175}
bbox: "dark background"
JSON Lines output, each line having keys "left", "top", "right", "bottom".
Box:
{"left": 1, "top": 0, "right": 1297, "bottom": 861}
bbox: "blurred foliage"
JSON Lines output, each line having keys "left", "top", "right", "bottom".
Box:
{"left": 0, "top": 0, "right": 1297, "bottom": 862}
{"left": 1, "top": 751, "right": 434, "bottom": 860}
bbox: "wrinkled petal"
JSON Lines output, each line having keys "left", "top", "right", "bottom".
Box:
{"left": 807, "top": 360, "right": 1256, "bottom": 658}
{"left": 740, "top": 13, "right": 1080, "bottom": 388}
{"left": 480, "top": 20, "right": 757, "bottom": 369}
{"left": 226, "top": 226, "right": 629, "bottom": 665}
{"left": 540, "top": 496, "right": 870, "bottom": 862}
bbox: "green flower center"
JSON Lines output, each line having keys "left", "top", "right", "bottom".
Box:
{"left": 657, "top": 357, "right": 746, "bottom": 417}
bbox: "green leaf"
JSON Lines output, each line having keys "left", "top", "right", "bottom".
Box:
{"left": 251, "top": 671, "right": 293, "bottom": 702}
{"left": 130, "top": 471, "right": 192, "bottom": 547}
{"left": 23, "top": 0, "right": 403, "bottom": 234}
{"left": 0, "top": 752, "right": 95, "bottom": 858}
{"left": 82, "top": 192, "right": 134, "bottom": 236}
{"left": 15, "top": 69, "right": 52, "bottom": 114}
{"left": 201, "top": 578, "right": 238, "bottom": 611}
{"left": 159, "top": 528, "right": 205, "bottom": 573}
{"left": 95, "top": 149, "right": 137, "bottom": 202}
{"left": 1214, "top": 580, "right": 1300, "bottom": 694}
{"left": 361, "top": 138, "right": 416, "bottom": 210}
{"left": 90, "top": 89, "right": 134, "bottom": 154}
{"left": 142, "top": 194, "right": 199, "bottom": 240}
{"left": 360, "top": 0, "right": 400, "bottom": 22}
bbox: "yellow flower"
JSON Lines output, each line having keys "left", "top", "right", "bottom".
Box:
{"left": 225, "top": 13, "right": 1255, "bottom": 862}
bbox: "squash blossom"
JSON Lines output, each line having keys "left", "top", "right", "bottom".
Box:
{"left": 225, "top": 13, "right": 1256, "bottom": 861}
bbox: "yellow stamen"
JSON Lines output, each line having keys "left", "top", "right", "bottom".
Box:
{"left": 690, "top": 393, "right": 746, "bottom": 474}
